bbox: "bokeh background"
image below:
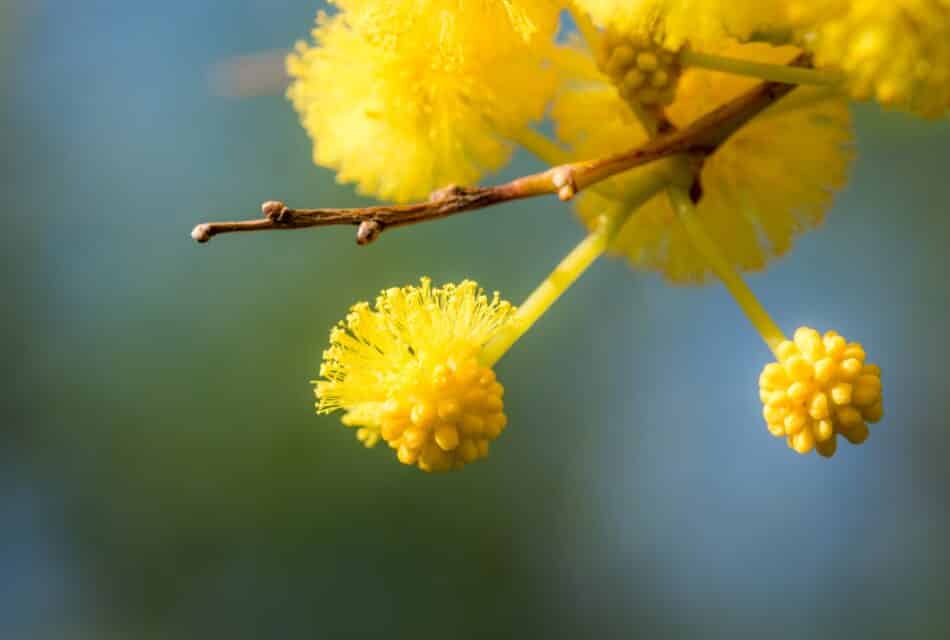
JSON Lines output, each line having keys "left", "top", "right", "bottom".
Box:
{"left": 3, "top": 2, "right": 950, "bottom": 638}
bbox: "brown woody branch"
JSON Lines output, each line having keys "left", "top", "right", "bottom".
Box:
{"left": 192, "top": 57, "right": 806, "bottom": 245}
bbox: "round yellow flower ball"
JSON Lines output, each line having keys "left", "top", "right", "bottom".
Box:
{"left": 759, "top": 327, "right": 884, "bottom": 457}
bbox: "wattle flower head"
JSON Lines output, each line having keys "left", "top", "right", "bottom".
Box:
{"left": 791, "top": 0, "right": 950, "bottom": 117}
{"left": 287, "top": 1, "right": 560, "bottom": 202}
{"left": 759, "top": 327, "right": 884, "bottom": 457}
{"left": 315, "top": 279, "right": 515, "bottom": 472}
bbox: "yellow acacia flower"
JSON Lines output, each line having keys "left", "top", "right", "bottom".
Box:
{"left": 790, "top": 0, "right": 950, "bottom": 118}
{"left": 665, "top": 186, "right": 887, "bottom": 460}
{"left": 315, "top": 279, "right": 515, "bottom": 472}
{"left": 573, "top": 0, "right": 786, "bottom": 48}
{"left": 553, "top": 39, "right": 854, "bottom": 283}
{"left": 759, "top": 327, "right": 884, "bottom": 457}
{"left": 287, "top": 1, "right": 560, "bottom": 203}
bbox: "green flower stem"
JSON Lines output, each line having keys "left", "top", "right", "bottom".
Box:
{"left": 681, "top": 49, "right": 843, "bottom": 87}
{"left": 481, "top": 162, "right": 673, "bottom": 366}
{"left": 667, "top": 185, "right": 787, "bottom": 355}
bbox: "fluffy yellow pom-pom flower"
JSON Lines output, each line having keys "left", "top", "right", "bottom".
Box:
{"left": 759, "top": 327, "right": 884, "bottom": 457}
{"left": 553, "top": 40, "right": 854, "bottom": 283}
{"left": 573, "top": 0, "right": 786, "bottom": 48}
{"left": 315, "top": 278, "right": 515, "bottom": 472}
{"left": 791, "top": 0, "right": 950, "bottom": 117}
{"left": 287, "top": 1, "right": 559, "bottom": 203}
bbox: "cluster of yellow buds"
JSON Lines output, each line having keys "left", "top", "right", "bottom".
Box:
{"left": 760, "top": 328, "right": 884, "bottom": 457}
{"left": 376, "top": 355, "right": 507, "bottom": 472}
{"left": 597, "top": 30, "right": 681, "bottom": 108}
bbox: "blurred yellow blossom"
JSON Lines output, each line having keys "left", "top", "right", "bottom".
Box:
{"left": 572, "top": 0, "right": 785, "bottom": 48}
{"left": 287, "top": 1, "right": 560, "bottom": 202}
{"left": 790, "top": 0, "right": 950, "bottom": 117}
{"left": 554, "top": 39, "right": 853, "bottom": 283}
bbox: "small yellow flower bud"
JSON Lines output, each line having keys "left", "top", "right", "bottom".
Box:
{"left": 785, "top": 356, "right": 814, "bottom": 383}
{"left": 815, "top": 434, "right": 837, "bottom": 458}
{"left": 767, "top": 390, "right": 788, "bottom": 408}
{"left": 760, "top": 363, "right": 788, "bottom": 388}
{"left": 814, "top": 357, "right": 836, "bottom": 384}
{"left": 758, "top": 327, "right": 884, "bottom": 457}
{"left": 841, "top": 421, "right": 869, "bottom": 445}
{"left": 791, "top": 428, "right": 816, "bottom": 454}
{"left": 794, "top": 327, "right": 825, "bottom": 360}
{"left": 830, "top": 382, "right": 853, "bottom": 406}
{"left": 410, "top": 402, "right": 436, "bottom": 428}
{"left": 434, "top": 425, "right": 460, "bottom": 452}
{"left": 808, "top": 392, "right": 830, "bottom": 420}
{"left": 437, "top": 399, "right": 462, "bottom": 421}
{"left": 787, "top": 381, "right": 812, "bottom": 403}
{"left": 763, "top": 405, "right": 784, "bottom": 424}
{"left": 776, "top": 340, "right": 798, "bottom": 361}
{"left": 863, "top": 401, "right": 884, "bottom": 423}
{"left": 785, "top": 410, "right": 807, "bottom": 435}
{"left": 636, "top": 51, "right": 659, "bottom": 73}
{"left": 597, "top": 29, "right": 681, "bottom": 110}
{"left": 839, "top": 358, "right": 863, "bottom": 380}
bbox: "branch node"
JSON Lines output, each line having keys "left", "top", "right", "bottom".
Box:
{"left": 262, "top": 200, "right": 289, "bottom": 222}
{"left": 428, "top": 184, "right": 469, "bottom": 202}
{"left": 356, "top": 220, "right": 383, "bottom": 245}
{"left": 551, "top": 168, "right": 578, "bottom": 201}
{"left": 191, "top": 224, "right": 211, "bottom": 243}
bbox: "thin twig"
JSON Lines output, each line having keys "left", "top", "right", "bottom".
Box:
{"left": 192, "top": 57, "right": 807, "bottom": 245}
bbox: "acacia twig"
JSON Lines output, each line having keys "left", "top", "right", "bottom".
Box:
{"left": 192, "top": 57, "right": 807, "bottom": 245}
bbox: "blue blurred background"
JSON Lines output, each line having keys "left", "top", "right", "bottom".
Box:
{"left": 3, "top": 2, "right": 950, "bottom": 638}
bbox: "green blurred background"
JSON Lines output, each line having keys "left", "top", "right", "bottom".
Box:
{"left": 3, "top": 2, "right": 950, "bottom": 638}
